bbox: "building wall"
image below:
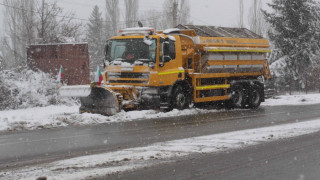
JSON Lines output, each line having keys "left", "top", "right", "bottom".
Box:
{"left": 27, "top": 43, "right": 90, "bottom": 85}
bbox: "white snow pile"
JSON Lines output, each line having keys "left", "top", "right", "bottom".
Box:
{"left": 0, "top": 93, "right": 320, "bottom": 132}
{"left": 0, "top": 105, "right": 78, "bottom": 131}
{"left": 263, "top": 93, "right": 320, "bottom": 106}
{"left": 269, "top": 55, "right": 287, "bottom": 77}
{"left": 0, "top": 69, "right": 76, "bottom": 110}
{"left": 3, "top": 118, "right": 320, "bottom": 180}
{"left": 0, "top": 106, "right": 216, "bottom": 132}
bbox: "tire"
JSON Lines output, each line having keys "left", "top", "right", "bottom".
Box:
{"left": 248, "top": 85, "right": 261, "bottom": 109}
{"left": 230, "top": 84, "right": 247, "bottom": 108}
{"left": 171, "top": 85, "right": 190, "bottom": 110}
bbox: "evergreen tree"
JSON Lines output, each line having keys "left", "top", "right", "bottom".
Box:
{"left": 263, "top": 0, "right": 320, "bottom": 91}
{"left": 87, "top": 5, "right": 105, "bottom": 71}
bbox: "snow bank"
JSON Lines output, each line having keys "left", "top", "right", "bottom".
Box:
{"left": 0, "top": 69, "right": 77, "bottom": 110}
{"left": 3, "top": 117, "right": 320, "bottom": 180}
{"left": 263, "top": 93, "right": 320, "bottom": 106}
{"left": 0, "top": 105, "right": 216, "bottom": 132}
{"left": 1, "top": 93, "right": 320, "bottom": 132}
{"left": 0, "top": 105, "right": 78, "bottom": 131}
{"left": 269, "top": 55, "right": 287, "bottom": 77}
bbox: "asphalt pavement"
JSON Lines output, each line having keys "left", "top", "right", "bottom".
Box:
{"left": 104, "top": 131, "right": 320, "bottom": 180}
{"left": 1, "top": 104, "right": 320, "bottom": 172}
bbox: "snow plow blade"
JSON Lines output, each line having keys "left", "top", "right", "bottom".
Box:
{"left": 79, "top": 87, "right": 120, "bottom": 116}
{"left": 59, "top": 85, "right": 120, "bottom": 116}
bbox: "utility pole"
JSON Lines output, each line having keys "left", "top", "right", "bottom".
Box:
{"left": 239, "top": 0, "right": 244, "bottom": 28}
{"left": 172, "top": 0, "right": 178, "bottom": 27}
{"left": 253, "top": 0, "right": 257, "bottom": 33}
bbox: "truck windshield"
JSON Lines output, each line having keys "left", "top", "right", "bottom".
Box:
{"left": 106, "top": 38, "right": 157, "bottom": 63}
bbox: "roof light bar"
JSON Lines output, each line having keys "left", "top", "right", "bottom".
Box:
{"left": 119, "top": 27, "right": 155, "bottom": 36}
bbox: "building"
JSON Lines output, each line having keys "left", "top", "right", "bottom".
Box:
{"left": 27, "top": 43, "right": 90, "bottom": 85}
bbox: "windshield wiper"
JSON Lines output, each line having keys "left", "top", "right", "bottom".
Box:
{"left": 136, "top": 59, "right": 153, "bottom": 62}
{"left": 113, "top": 58, "right": 125, "bottom": 61}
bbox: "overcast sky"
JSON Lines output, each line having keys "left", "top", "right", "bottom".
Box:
{"left": 0, "top": 0, "right": 273, "bottom": 36}
{"left": 54, "top": 0, "right": 273, "bottom": 27}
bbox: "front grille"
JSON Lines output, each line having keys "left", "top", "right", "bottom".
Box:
{"left": 108, "top": 72, "right": 149, "bottom": 79}
{"left": 109, "top": 80, "right": 149, "bottom": 84}
{"left": 108, "top": 72, "right": 149, "bottom": 84}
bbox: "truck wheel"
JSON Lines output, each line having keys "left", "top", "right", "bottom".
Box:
{"left": 230, "top": 85, "right": 247, "bottom": 108}
{"left": 248, "top": 85, "right": 261, "bottom": 109}
{"left": 172, "top": 85, "right": 190, "bottom": 110}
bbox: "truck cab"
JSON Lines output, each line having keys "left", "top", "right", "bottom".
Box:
{"left": 103, "top": 27, "right": 196, "bottom": 110}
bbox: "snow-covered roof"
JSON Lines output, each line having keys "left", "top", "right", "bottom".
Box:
{"left": 29, "top": 42, "right": 88, "bottom": 46}
{"left": 177, "top": 24, "right": 263, "bottom": 39}
{"left": 163, "top": 28, "right": 180, "bottom": 34}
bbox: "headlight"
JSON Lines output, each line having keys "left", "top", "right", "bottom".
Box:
{"left": 148, "top": 62, "right": 155, "bottom": 68}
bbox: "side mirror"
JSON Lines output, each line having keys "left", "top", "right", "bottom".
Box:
{"left": 163, "top": 55, "right": 171, "bottom": 63}
{"left": 160, "top": 40, "right": 174, "bottom": 66}
{"left": 163, "top": 41, "right": 170, "bottom": 55}
{"left": 143, "top": 36, "right": 153, "bottom": 46}
{"left": 163, "top": 41, "right": 173, "bottom": 62}
{"left": 105, "top": 41, "right": 110, "bottom": 56}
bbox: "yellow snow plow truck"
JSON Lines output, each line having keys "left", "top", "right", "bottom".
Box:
{"left": 59, "top": 24, "right": 271, "bottom": 116}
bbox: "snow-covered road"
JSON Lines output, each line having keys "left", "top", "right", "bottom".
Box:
{"left": 2, "top": 116, "right": 320, "bottom": 180}
{"left": 1, "top": 93, "right": 320, "bottom": 132}
{"left": 1, "top": 93, "right": 320, "bottom": 179}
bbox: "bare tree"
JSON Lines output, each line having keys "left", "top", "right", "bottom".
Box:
{"left": 20, "top": 0, "right": 36, "bottom": 45}
{"left": 2, "top": 0, "right": 35, "bottom": 69}
{"left": 141, "top": 10, "right": 167, "bottom": 30}
{"left": 105, "top": 0, "right": 119, "bottom": 36}
{"left": 1, "top": 0, "right": 83, "bottom": 70}
{"left": 178, "top": 0, "right": 190, "bottom": 25}
{"left": 0, "top": 42, "right": 5, "bottom": 70}
{"left": 125, "top": 0, "right": 139, "bottom": 28}
{"left": 36, "top": 0, "right": 82, "bottom": 44}
{"left": 163, "top": 0, "right": 191, "bottom": 28}
{"left": 248, "top": 0, "right": 267, "bottom": 36}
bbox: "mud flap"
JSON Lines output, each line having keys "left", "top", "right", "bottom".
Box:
{"left": 79, "top": 87, "right": 120, "bottom": 116}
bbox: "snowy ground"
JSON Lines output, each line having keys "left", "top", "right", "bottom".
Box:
{"left": 2, "top": 117, "right": 320, "bottom": 180}
{"left": 0, "top": 93, "right": 320, "bottom": 132}
{"left": 262, "top": 93, "right": 320, "bottom": 106}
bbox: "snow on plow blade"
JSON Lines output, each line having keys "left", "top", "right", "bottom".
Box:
{"left": 79, "top": 87, "right": 120, "bottom": 116}
{"left": 59, "top": 85, "right": 120, "bottom": 116}
{"left": 59, "top": 85, "right": 92, "bottom": 97}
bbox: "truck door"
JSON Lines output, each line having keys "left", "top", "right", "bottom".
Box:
{"left": 158, "top": 38, "right": 181, "bottom": 86}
